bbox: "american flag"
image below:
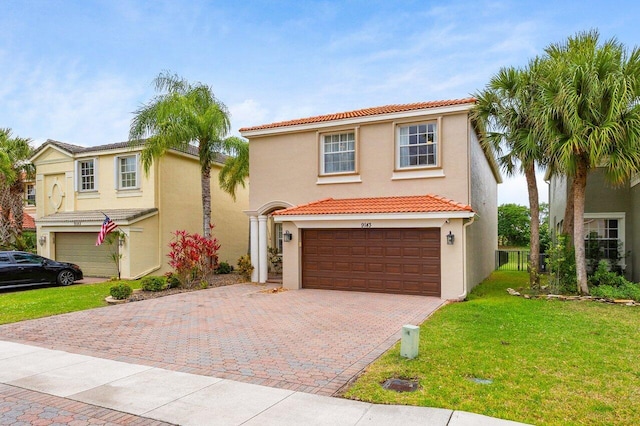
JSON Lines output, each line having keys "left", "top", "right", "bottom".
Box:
{"left": 96, "top": 215, "right": 118, "bottom": 246}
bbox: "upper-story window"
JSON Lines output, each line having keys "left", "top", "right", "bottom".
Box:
{"left": 26, "top": 184, "right": 35, "bottom": 205}
{"left": 116, "top": 155, "right": 139, "bottom": 190}
{"left": 397, "top": 122, "right": 437, "bottom": 168}
{"left": 322, "top": 132, "right": 355, "bottom": 174}
{"left": 78, "top": 159, "right": 97, "bottom": 191}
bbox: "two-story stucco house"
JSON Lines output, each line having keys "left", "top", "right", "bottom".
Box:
{"left": 548, "top": 169, "right": 640, "bottom": 281}
{"left": 30, "top": 140, "right": 249, "bottom": 278}
{"left": 240, "top": 98, "right": 501, "bottom": 300}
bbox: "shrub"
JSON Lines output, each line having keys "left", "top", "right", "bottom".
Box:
{"left": 164, "top": 272, "right": 182, "bottom": 289}
{"left": 591, "top": 282, "right": 640, "bottom": 301}
{"left": 237, "top": 255, "right": 254, "bottom": 282}
{"left": 110, "top": 283, "right": 132, "bottom": 300}
{"left": 589, "top": 260, "right": 628, "bottom": 287}
{"left": 141, "top": 276, "right": 166, "bottom": 292}
{"left": 546, "top": 234, "right": 577, "bottom": 294}
{"left": 167, "top": 225, "right": 220, "bottom": 288}
{"left": 216, "top": 261, "right": 233, "bottom": 274}
{"left": 268, "top": 247, "right": 282, "bottom": 273}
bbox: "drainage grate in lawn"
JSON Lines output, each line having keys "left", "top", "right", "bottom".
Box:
{"left": 381, "top": 378, "right": 420, "bottom": 392}
{"left": 467, "top": 377, "right": 493, "bottom": 385}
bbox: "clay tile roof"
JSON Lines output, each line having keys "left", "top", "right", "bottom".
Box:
{"left": 0, "top": 209, "right": 36, "bottom": 230}
{"left": 239, "top": 98, "right": 476, "bottom": 132}
{"left": 272, "top": 194, "right": 473, "bottom": 216}
{"left": 22, "top": 213, "right": 36, "bottom": 230}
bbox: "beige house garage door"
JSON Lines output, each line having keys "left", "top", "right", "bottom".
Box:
{"left": 302, "top": 228, "right": 441, "bottom": 296}
{"left": 56, "top": 232, "right": 118, "bottom": 277}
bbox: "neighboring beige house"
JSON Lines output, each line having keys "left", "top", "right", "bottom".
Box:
{"left": 240, "top": 98, "right": 501, "bottom": 300}
{"left": 30, "top": 140, "right": 249, "bottom": 278}
{"left": 548, "top": 169, "right": 639, "bottom": 281}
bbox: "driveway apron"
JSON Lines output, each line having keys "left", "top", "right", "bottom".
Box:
{"left": 0, "top": 284, "right": 444, "bottom": 396}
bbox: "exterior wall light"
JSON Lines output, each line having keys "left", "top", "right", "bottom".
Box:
{"left": 446, "top": 231, "right": 455, "bottom": 245}
{"left": 38, "top": 235, "right": 46, "bottom": 246}
{"left": 283, "top": 230, "right": 293, "bottom": 242}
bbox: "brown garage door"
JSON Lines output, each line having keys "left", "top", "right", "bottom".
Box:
{"left": 302, "top": 228, "right": 441, "bottom": 296}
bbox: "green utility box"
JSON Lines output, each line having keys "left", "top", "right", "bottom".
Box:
{"left": 400, "top": 324, "right": 420, "bottom": 359}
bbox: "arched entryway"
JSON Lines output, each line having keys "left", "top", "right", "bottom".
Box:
{"left": 247, "top": 201, "right": 293, "bottom": 283}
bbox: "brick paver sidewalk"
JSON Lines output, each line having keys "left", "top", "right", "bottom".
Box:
{"left": 0, "top": 285, "right": 443, "bottom": 396}
{"left": 0, "top": 384, "right": 173, "bottom": 425}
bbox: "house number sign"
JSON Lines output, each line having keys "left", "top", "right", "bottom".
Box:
{"left": 361, "top": 222, "right": 372, "bottom": 228}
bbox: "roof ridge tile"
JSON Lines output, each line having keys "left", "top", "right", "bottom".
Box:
{"left": 240, "top": 98, "right": 476, "bottom": 132}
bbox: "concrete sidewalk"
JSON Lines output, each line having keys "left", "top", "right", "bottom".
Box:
{"left": 0, "top": 341, "right": 528, "bottom": 426}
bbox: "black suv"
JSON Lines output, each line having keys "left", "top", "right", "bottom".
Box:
{"left": 0, "top": 251, "right": 83, "bottom": 289}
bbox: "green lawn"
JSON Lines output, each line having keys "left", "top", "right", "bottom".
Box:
{"left": 344, "top": 271, "right": 640, "bottom": 425}
{"left": 0, "top": 280, "right": 142, "bottom": 325}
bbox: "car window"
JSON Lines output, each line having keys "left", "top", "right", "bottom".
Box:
{"left": 12, "top": 253, "right": 43, "bottom": 264}
{"left": 0, "top": 254, "right": 11, "bottom": 264}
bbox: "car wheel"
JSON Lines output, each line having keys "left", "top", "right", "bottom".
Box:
{"left": 57, "top": 270, "right": 75, "bottom": 286}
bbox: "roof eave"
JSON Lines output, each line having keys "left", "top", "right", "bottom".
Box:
{"left": 241, "top": 103, "right": 474, "bottom": 138}
{"left": 273, "top": 211, "right": 475, "bottom": 222}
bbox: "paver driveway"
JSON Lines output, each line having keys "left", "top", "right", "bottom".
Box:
{"left": 0, "top": 284, "right": 443, "bottom": 396}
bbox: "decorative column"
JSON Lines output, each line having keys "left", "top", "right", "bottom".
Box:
{"left": 249, "top": 216, "right": 259, "bottom": 282}
{"left": 258, "top": 215, "right": 268, "bottom": 283}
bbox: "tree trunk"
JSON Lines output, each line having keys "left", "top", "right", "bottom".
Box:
{"left": 524, "top": 162, "right": 540, "bottom": 289}
{"left": 10, "top": 185, "right": 24, "bottom": 236}
{"left": 573, "top": 158, "right": 589, "bottom": 294}
{"left": 562, "top": 176, "right": 575, "bottom": 245}
{"left": 201, "top": 164, "right": 212, "bottom": 238}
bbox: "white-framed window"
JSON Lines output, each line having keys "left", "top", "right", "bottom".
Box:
{"left": 78, "top": 159, "right": 97, "bottom": 191}
{"left": 26, "top": 184, "right": 35, "bottom": 205}
{"left": 322, "top": 132, "right": 355, "bottom": 174}
{"left": 583, "top": 213, "right": 625, "bottom": 262}
{"left": 274, "top": 222, "right": 283, "bottom": 254}
{"left": 115, "top": 155, "right": 139, "bottom": 190}
{"left": 397, "top": 122, "right": 437, "bottom": 168}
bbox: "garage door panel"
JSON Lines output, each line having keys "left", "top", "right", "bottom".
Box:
{"left": 385, "top": 247, "right": 402, "bottom": 257}
{"left": 318, "top": 246, "right": 334, "bottom": 256}
{"left": 302, "top": 228, "right": 441, "bottom": 296}
{"left": 367, "top": 246, "right": 384, "bottom": 257}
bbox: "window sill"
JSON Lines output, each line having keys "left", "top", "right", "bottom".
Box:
{"left": 392, "top": 168, "right": 444, "bottom": 180}
{"left": 116, "top": 189, "right": 142, "bottom": 198}
{"left": 77, "top": 192, "right": 100, "bottom": 199}
{"left": 316, "top": 175, "right": 362, "bottom": 185}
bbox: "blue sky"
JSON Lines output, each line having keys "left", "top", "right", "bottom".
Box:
{"left": 2, "top": 0, "right": 639, "bottom": 205}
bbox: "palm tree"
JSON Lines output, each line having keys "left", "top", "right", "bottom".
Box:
{"left": 218, "top": 136, "right": 249, "bottom": 201}
{"left": 0, "top": 128, "right": 34, "bottom": 246}
{"left": 130, "top": 72, "right": 249, "bottom": 237}
{"left": 536, "top": 30, "right": 640, "bottom": 294}
{"left": 472, "top": 61, "right": 546, "bottom": 289}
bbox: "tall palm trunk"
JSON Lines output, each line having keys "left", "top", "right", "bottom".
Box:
{"left": 524, "top": 162, "right": 540, "bottom": 289}
{"left": 201, "top": 164, "right": 212, "bottom": 238}
{"left": 562, "top": 177, "right": 575, "bottom": 245}
{"left": 10, "top": 183, "right": 24, "bottom": 236}
{"left": 573, "top": 157, "right": 589, "bottom": 294}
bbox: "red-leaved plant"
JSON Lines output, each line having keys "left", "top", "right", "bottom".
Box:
{"left": 167, "top": 225, "right": 220, "bottom": 288}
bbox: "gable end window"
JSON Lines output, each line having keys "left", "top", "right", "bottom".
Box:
{"left": 322, "top": 132, "right": 355, "bottom": 174}
{"left": 397, "top": 122, "right": 437, "bottom": 168}
{"left": 75, "top": 158, "right": 98, "bottom": 192}
{"left": 115, "top": 155, "right": 139, "bottom": 190}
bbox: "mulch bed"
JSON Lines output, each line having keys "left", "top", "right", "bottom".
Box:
{"left": 127, "top": 273, "right": 248, "bottom": 302}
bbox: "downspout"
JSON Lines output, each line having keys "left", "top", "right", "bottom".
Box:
{"left": 455, "top": 215, "right": 475, "bottom": 301}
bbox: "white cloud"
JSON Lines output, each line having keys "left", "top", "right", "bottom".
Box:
{"left": 229, "top": 99, "right": 269, "bottom": 135}
{"left": 0, "top": 59, "right": 143, "bottom": 146}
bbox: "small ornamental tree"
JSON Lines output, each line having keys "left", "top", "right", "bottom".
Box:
{"left": 167, "top": 224, "right": 220, "bottom": 288}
